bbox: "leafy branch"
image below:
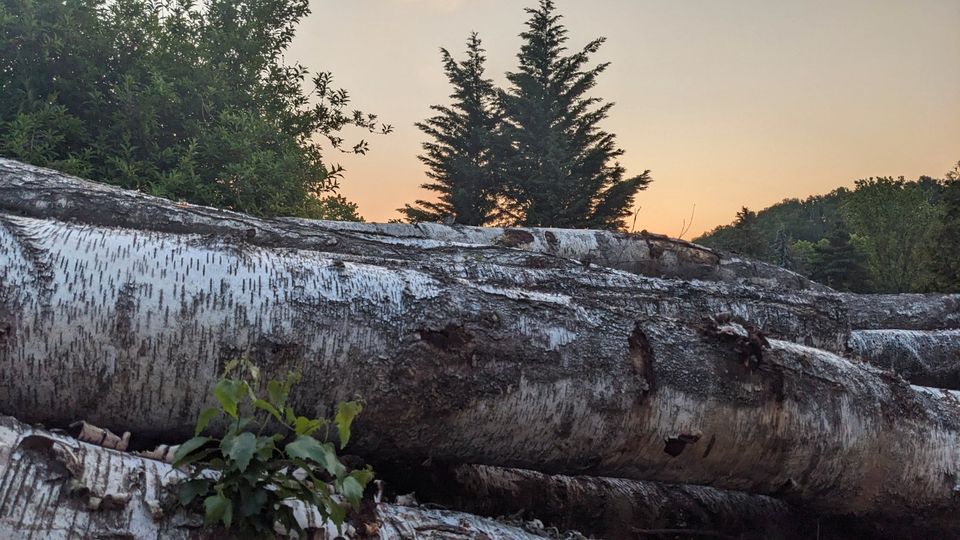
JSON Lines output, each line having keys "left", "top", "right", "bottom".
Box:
{"left": 173, "top": 359, "right": 371, "bottom": 537}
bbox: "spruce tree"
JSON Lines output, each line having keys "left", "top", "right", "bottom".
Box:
{"left": 771, "top": 227, "right": 794, "bottom": 269}
{"left": 401, "top": 33, "right": 499, "bottom": 225}
{"left": 810, "top": 225, "right": 870, "bottom": 292}
{"left": 925, "top": 162, "right": 960, "bottom": 292}
{"left": 499, "top": 0, "right": 650, "bottom": 230}
{"left": 729, "top": 207, "right": 765, "bottom": 258}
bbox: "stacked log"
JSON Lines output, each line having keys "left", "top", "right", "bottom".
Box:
{"left": 1, "top": 159, "right": 958, "bottom": 538}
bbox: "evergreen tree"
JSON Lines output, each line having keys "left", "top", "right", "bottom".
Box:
{"left": 401, "top": 33, "right": 499, "bottom": 225}
{"left": 498, "top": 0, "right": 650, "bottom": 230}
{"left": 925, "top": 162, "right": 960, "bottom": 292}
{"left": 771, "top": 227, "right": 793, "bottom": 269}
{"left": 0, "top": 0, "right": 389, "bottom": 220}
{"left": 729, "top": 207, "right": 765, "bottom": 258}
{"left": 810, "top": 224, "right": 870, "bottom": 292}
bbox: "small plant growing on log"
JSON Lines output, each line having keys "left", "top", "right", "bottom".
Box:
{"left": 173, "top": 359, "right": 372, "bottom": 537}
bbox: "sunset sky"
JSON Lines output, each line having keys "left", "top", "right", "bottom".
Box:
{"left": 289, "top": 0, "right": 960, "bottom": 237}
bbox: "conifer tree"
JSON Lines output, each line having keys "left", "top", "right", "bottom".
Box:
{"left": 810, "top": 224, "right": 870, "bottom": 292}
{"left": 401, "top": 33, "right": 499, "bottom": 225}
{"left": 729, "top": 207, "right": 765, "bottom": 258}
{"left": 498, "top": 0, "right": 650, "bottom": 230}
{"left": 771, "top": 227, "right": 794, "bottom": 269}
{"left": 925, "top": 162, "right": 960, "bottom": 292}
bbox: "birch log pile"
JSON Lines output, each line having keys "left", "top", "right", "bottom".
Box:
{"left": 1, "top": 159, "right": 960, "bottom": 538}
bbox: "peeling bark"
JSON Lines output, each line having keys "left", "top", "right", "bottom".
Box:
{"left": 0, "top": 416, "right": 548, "bottom": 539}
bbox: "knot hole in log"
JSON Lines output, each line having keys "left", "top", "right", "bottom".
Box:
{"left": 419, "top": 324, "right": 473, "bottom": 353}
{"left": 629, "top": 322, "right": 655, "bottom": 393}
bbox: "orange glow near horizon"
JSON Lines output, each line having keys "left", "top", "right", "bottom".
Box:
{"left": 290, "top": 0, "right": 960, "bottom": 237}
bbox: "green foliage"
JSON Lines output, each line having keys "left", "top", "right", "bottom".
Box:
{"left": 726, "top": 207, "right": 765, "bottom": 259}
{"left": 809, "top": 224, "right": 871, "bottom": 292}
{"left": 401, "top": 33, "right": 501, "bottom": 226}
{"left": 841, "top": 177, "right": 939, "bottom": 292}
{"left": 173, "top": 359, "right": 371, "bottom": 537}
{"left": 403, "top": 1, "right": 651, "bottom": 230}
{"left": 695, "top": 174, "right": 952, "bottom": 293}
{"left": 498, "top": 0, "right": 651, "bottom": 230}
{"left": 770, "top": 228, "right": 793, "bottom": 270}
{"left": 0, "top": 0, "right": 388, "bottom": 219}
{"left": 925, "top": 162, "right": 960, "bottom": 292}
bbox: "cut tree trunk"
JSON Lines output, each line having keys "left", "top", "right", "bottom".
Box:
{"left": 0, "top": 158, "right": 823, "bottom": 293}
{"left": 0, "top": 415, "right": 549, "bottom": 539}
{"left": 2, "top": 158, "right": 957, "bottom": 364}
{"left": 2, "top": 160, "right": 960, "bottom": 523}
{"left": 393, "top": 464, "right": 935, "bottom": 540}
{"left": 382, "top": 463, "right": 814, "bottom": 540}
{"left": 3, "top": 212, "right": 960, "bottom": 521}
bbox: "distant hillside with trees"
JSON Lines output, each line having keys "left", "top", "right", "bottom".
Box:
{"left": 695, "top": 164, "right": 960, "bottom": 293}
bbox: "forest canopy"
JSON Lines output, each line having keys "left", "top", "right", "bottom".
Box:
{"left": 695, "top": 166, "right": 960, "bottom": 294}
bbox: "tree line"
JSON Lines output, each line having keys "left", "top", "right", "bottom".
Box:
{"left": 695, "top": 163, "right": 960, "bottom": 293}
{"left": 400, "top": 0, "right": 651, "bottom": 230}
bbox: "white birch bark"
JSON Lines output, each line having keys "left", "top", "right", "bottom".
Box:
{"left": 0, "top": 416, "right": 547, "bottom": 539}
{"left": 2, "top": 159, "right": 960, "bottom": 522}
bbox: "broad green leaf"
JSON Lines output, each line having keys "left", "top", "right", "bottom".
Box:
{"left": 340, "top": 476, "right": 364, "bottom": 507}
{"left": 172, "top": 436, "right": 210, "bottom": 468}
{"left": 284, "top": 435, "right": 328, "bottom": 466}
{"left": 286, "top": 438, "right": 346, "bottom": 478}
{"left": 224, "top": 432, "right": 257, "bottom": 473}
{"left": 253, "top": 399, "right": 281, "bottom": 422}
{"left": 214, "top": 379, "right": 240, "bottom": 418}
{"left": 267, "top": 380, "right": 286, "bottom": 408}
{"left": 325, "top": 453, "right": 347, "bottom": 479}
{"left": 194, "top": 407, "right": 220, "bottom": 436}
{"left": 335, "top": 401, "right": 362, "bottom": 449}
{"left": 247, "top": 363, "right": 260, "bottom": 382}
{"left": 350, "top": 468, "right": 374, "bottom": 488}
{"left": 284, "top": 406, "right": 296, "bottom": 424}
{"left": 178, "top": 478, "right": 211, "bottom": 506}
{"left": 294, "top": 416, "right": 322, "bottom": 436}
{"left": 204, "top": 493, "right": 233, "bottom": 527}
{"left": 285, "top": 436, "right": 344, "bottom": 476}
{"left": 254, "top": 435, "right": 276, "bottom": 460}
